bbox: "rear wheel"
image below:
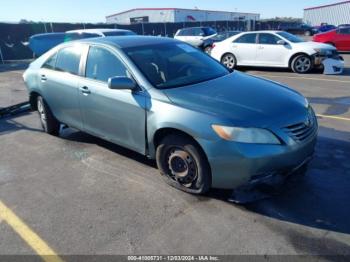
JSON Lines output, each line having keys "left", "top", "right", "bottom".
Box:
{"left": 291, "top": 55, "right": 313, "bottom": 74}
{"left": 221, "top": 53, "right": 237, "bottom": 70}
{"left": 156, "top": 134, "right": 211, "bottom": 194}
{"left": 37, "top": 96, "right": 60, "bottom": 136}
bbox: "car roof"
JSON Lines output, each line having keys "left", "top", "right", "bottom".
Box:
{"left": 239, "top": 30, "right": 282, "bottom": 34}
{"left": 78, "top": 35, "right": 179, "bottom": 48}
{"left": 179, "top": 27, "right": 212, "bottom": 30}
{"left": 66, "top": 28, "right": 132, "bottom": 35}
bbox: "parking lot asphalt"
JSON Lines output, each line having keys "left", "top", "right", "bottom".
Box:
{"left": 0, "top": 55, "right": 349, "bottom": 258}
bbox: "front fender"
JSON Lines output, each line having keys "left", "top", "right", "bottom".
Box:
{"left": 146, "top": 98, "right": 220, "bottom": 158}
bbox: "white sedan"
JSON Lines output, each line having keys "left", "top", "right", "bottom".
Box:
{"left": 210, "top": 31, "right": 344, "bottom": 74}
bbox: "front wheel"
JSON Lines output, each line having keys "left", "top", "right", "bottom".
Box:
{"left": 291, "top": 55, "right": 313, "bottom": 74}
{"left": 156, "top": 134, "right": 211, "bottom": 194}
{"left": 37, "top": 96, "right": 60, "bottom": 136}
{"left": 221, "top": 53, "right": 237, "bottom": 70}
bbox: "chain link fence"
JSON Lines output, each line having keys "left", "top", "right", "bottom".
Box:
{"left": 0, "top": 20, "right": 302, "bottom": 61}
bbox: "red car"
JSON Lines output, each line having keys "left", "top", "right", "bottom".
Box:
{"left": 313, "top": 27, "right": 350, "bottom": 51}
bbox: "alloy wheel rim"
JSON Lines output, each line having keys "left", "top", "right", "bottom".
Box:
{"left": 37, "top": 99, "right": 47, "bottom": 127}
{"left": 166, "top": 148, "right": 198, "bottom": 188}
{"left": 295, "top": 57, "right": 311, "bottom": 72}
{"left": 223, "top": 55, "right": 235, "bottom": 69}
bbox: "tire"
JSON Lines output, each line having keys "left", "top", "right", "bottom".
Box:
{"left": 156, "top": 134, "right": 211, "bottom": 194}
{"left": 37, "top": 96, "right": 60, "bottom": 136}
{"left": 221, "top": 53, "right": 237, "bottom": 70}
{"left": 291, "top": 55, "right": 313, "bottom": 74}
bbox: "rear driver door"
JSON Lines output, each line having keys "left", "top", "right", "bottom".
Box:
{"left": 231, "top": 33, "right": 258, "bottom": 65}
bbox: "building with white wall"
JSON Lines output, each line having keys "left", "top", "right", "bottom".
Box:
{"left": 304, "top": 1, "right": 350, "bottom": 26}
{"left": 106, "top": 8, "right": 260, "bottom": 24}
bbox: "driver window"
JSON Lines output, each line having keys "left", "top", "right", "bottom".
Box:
{"left": 85, "top": 46, "right": 128, "bottom": 82}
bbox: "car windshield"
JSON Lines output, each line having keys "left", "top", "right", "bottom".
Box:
{"left": 277, "top": 32, "right": 304, "bottom": 43}
{"left": 103, "top": 31, "right": 136, "bottom": 36}
{"left": 124, "top": 42, "right": 229, "bottom": 89}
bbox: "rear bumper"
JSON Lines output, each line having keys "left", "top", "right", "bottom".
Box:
{"left": 198, "top": 132, "right": 317, "bottom": 189}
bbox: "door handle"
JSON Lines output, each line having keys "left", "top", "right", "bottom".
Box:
{"left": 258, "top": 46, "right": 264, "bottom": 49}
{"left": 41, "top": 75, "right": 47, "bottom": 81}
{"left": 80, "top": 86, "right": 91, "bottom": 95}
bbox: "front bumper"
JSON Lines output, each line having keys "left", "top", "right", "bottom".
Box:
{"left": 198, "top": 132, "right": 317, "bottom": 189}
{"left": 314, "top": 53, "right": 345, "bottom": 75}
{"left": 322, "top": 57, "right": 345, "bottom": 75}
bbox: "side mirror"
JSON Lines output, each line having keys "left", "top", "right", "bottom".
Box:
{"left": 108, "top": 76, "right": 137, "bottom": 90}
{"left": 277, "top": 40, "right": 287, "bottom": 45}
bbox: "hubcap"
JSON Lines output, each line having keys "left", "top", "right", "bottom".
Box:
{"left": 295, "top": 57, "right": 311, "bottom": 72}
{"left": 167, "top": 148, "right": 197, "bottom": 188}
{"left": 222, "top": 55, "right": 235, "bottom": 69}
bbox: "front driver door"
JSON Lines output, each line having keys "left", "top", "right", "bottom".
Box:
{"left": 78, "top": 45, "right": 146, "bottom": 154}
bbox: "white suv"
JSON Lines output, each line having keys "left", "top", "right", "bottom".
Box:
{"left": 210, "top": 31, "right": 344, "bottom": 74}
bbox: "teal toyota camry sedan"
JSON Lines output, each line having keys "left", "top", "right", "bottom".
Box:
{"left": 23, "top": 36, "right": 318, "bottom": 194}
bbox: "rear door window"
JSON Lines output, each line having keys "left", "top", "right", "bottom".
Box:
{"left": 233, "top": 33, "right": 257, "bottom": 44}
{"left": 55, "top": 46, "right": 82, "bottom": 75}
{"left": 42, "top": 52, "right": 58, "bottom": 70}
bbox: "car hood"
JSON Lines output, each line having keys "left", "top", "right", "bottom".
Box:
{"left": 294, "top": 41, "right": 336, "bottom": 50}
{"left": 163, "top": 71, "right": 309, "bottom": 128}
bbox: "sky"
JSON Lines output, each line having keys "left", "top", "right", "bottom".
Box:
{"left": 1, "top": 0, "right": 336, "bottom": 23}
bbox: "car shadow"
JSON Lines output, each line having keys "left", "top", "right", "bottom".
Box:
{"left": 60, "top": 122, "right": 350, "bottom": 235}
{"left": 0, "top": 110, "right": 41, "bottom": 135}
{"left": 240, "top": 66, "right": 350, "bottom": 77}
{"left": 308, "top": 96, "right": 350, "bottom": 116}
{"left": 238, "top": 126, "right": 350, "bottom": 235}
{"left": 0, "top": 62, "right": 30, "bottom": 73}
{"left": 60, "top": 128, "right": 157, "bottom": 168}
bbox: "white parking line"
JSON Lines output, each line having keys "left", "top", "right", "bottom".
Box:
{"left": 317, "top": 114, "right": 350, "bottom": 122}
{"left": 256, "top": 74, "right": 350, "bottom": 83}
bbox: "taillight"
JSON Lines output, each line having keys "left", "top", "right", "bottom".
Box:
{"left": 212, "top": 44, "right": 216, "bottom": 49}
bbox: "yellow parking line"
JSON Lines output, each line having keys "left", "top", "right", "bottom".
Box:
{"left": 0, "top": 200, "right": 64, "bottom": 262}
{"left": 317, "top": 114, "right": 350, "bottom": 122}
{"left": 257, "top": 74, "right": 350, "bottom": 83}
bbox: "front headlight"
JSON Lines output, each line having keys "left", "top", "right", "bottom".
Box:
{"left": 212, "top": 125, "right": 281, "bottom": 144}
{"left": 314, "top": 48, "right": 333, "bottom": 56}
